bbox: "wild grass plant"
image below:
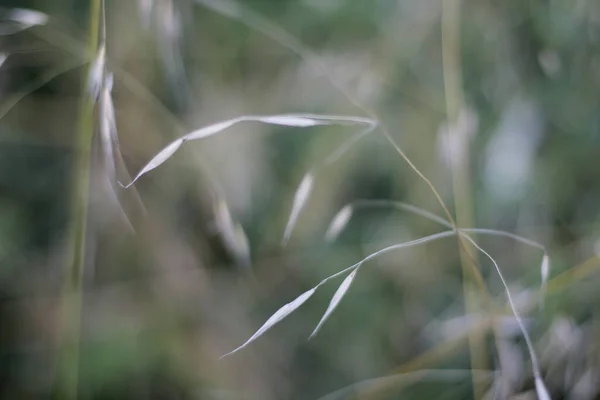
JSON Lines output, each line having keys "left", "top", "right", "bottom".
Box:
{"left": 1, "top": 0, "right": 599, "bottom": 399}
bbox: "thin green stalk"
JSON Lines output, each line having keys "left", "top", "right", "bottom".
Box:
{"left": 441, "top": 0, "right": 489, "bottom": 398}
{"left": 56, "top": 0, "right": 102, "bottom": 398}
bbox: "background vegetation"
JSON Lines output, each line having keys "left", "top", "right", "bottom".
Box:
{"left": 1, "top": 0, "right": 599, "bottom": 398}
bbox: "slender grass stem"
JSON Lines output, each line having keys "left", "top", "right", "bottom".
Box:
{"left": 441, "top": 0, "right": 490, "bottom": 396}
{"left": 56, "top": 0, "right": 102, "bottom": 398}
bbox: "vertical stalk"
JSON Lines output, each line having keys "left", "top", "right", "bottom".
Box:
{"left": 56, "top": 0, "right": 102, "bottom": 398}
{"left": 441, "top": 0, "right": 487, "bottom": 398}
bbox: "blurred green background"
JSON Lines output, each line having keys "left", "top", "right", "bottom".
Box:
{"left": 1, "top": 0, "right": 600, "bottom": 399}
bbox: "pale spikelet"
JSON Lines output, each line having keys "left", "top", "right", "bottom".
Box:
{"left": 8, "top": 8, "right": 47, "bottom": 26}
{"left": 88, "top": 45, "right": 106, "bottom": 99}
{"left": 310, "top": 266, "right": 359, "bottom": 339}
{"left": 258, "top": 115, "right": 332, "bottom": 127}
{"left": 95, "top": 69, "right": 134, "bottom": 230}
{"left": 221, "top": 287, "right": 316, "bottom": 358}
{"left": 0, "top": 8, "right": 48, "bottom": 35}
{"left": 0, "top": 52, "right": 7, "bottom": 68}
{"left": 213, "top": 199, "right": 251, "bottom": 268}
{"left": 282, "top": 173, "right": 314, "bottom": 245}
{"left": 535, "top": 377, "right": 551, "bottom": 400}
{"left": 99, "top": 73, "right": 117, "bottom": 180}
{"left": 324, "top": 205, "right": 353, "bottom": 242}
{"left": 120, "top": 138, "right": 184, "bottom": 188}
{"left": 213, "top": 200, "right": 235, "bottom": 247}
{"left": 160, "top": 0, "right": 181, "bottom": 40}
{"left": 183, "top": 119, "right": 241, "bottom": 141}
{"left": 213, "top": 199, "right": 234, "bottom": 231}
{"left": 233, "top": 223, "right": 251, "bottom": 268}
{"left": 540, "top": 253, "right": 550, "bottom": 286}
{"left": 539, "top": 253, "right": 550, "bottom": 309}
{"left": 138, "top": 0, "right": 154, "bottom": 28}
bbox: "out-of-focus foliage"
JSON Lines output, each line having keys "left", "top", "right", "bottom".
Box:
{"left": 1, "top": 0, "right": 599, "bottom": 399}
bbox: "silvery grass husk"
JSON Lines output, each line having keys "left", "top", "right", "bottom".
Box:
{"left": 0, "top": 7, "right": 48, "bottom": 35}
{"left": 136, "top": 0, "right": 191, "bottom": 110}
{"left": 213, "top": 198, "right": 251, "bottom": 270}
{"left": 55, "top": 1, "right": 102, "bottom": 398}
{"left": 88, "top": 83, "right": 135, "bottom": 232}
{"left": 156, "top": 0, "right": 191, "bottom": 110}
